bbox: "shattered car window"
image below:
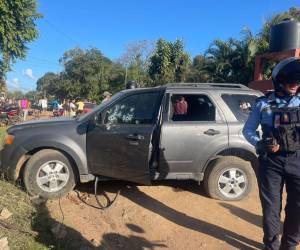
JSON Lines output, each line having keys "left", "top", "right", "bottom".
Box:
{"left": 105, "top": 92, "right": 160, "bottom": 125}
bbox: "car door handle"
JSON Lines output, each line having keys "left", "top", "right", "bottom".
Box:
{"left": 126, "top": 134, "right": 145, "bottom": 140}
{"left": 204, "top": 129, "right": 221, "bottom": 136}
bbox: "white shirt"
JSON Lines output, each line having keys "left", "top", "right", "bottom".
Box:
{"left": 41, "top": 99, "right": 47, "bottom": 108}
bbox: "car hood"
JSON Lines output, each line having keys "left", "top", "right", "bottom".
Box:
{"left": 7, "top": 117, "right": 76, "bottom": 133}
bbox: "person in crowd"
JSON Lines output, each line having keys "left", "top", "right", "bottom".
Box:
{"left": 243, "top": 57, "right": 300, "bottom": 250}
{"left": 76, "top": 98, "right": 84, "bottom": 116}
{"left": 62, "top": 99, "right": 70, "bottom": 117}
{"left": 41, "top": 97, "right": 47, "bottom": 114}
{"left": 69, "top": 99, "right": 76, "bottom": 117}
{"left": 52, "top": 99, "right": 59, "bottom": 110}
{"left": 21, "top": 98, "right": 30, "bottom": 121}
{"left": 102, "top": 91, "right": 112, "bottom": 103}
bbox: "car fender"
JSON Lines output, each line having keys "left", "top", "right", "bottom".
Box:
{"left": 194, "top": 141, "right": 229, "bottom": 173}
{"left": 198, "top": 142, "right": 256, "bottom": 172}
{"left": 21, "top": 134, "right": 88, "bottom": 175}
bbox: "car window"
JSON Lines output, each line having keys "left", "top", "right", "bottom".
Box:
{"left": 170, "top": 94, "right": 216, "bottom": 122}
{"left": 104, "top": 92, "right": 160, "bottom": 125}
{"left": 221, "top": 94, "right": 258, "bottom": 122}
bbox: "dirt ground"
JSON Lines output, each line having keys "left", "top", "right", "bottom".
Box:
{"left": 23, "top": 114, "right": 292, "bottom": 249}
{"left": 46, "top": 180, "right": 296, "bottom": 250}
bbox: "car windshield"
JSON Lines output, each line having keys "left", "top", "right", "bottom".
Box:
{"left": 76, "top": 92, "right": 123, "bottom": 121}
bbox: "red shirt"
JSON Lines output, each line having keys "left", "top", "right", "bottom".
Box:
{"left": 173, "top": 100, "right": 188, "bottom": 115}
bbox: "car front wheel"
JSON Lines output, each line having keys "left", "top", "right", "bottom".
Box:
{"left": 203, "top": 156, "right": 255, "bottom": 201}
{"left": 23, "top": 149, "right": 76, "bottom": 199}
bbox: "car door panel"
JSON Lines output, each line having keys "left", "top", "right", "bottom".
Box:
{"left": 159, "top": 122, "right": 228, "bottom": 173}
{"left": 87, "top": 124, "right": 154, "bottom": 183}
{"left": 159, "top": 92, "right": 229, "bottom": 175}
{"left": 86, "top": 90, "right": 162, "bottom": 184}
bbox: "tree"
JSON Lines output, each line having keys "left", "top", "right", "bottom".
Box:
{"left": 0, "top": 0, "right": 41, "bottom": 77}
{"left": 7, "top": 90, "right": 24, "bottom": 99}
{"left": 59, "top": 47, "right": 114, "bottom": 101}
{"left": 204, "top": 36, "right": 255, "bottom": 84}
{"left": 0, "top": 77, "right": 7, "bottom": 94}
{"left": 189, "top": 7, "right": 300, "bottom": 85}
{"left": 25, "top": 90, "right": 40, "bottom": 101}
{"left": 36, "top": 72, "right": 60, "bottom": 97}
{"left": 119, "top": 40, "right": 153, "bottom": 87}
{"left": 36, "top": 47, "right": 125, "bottom": 102}
{"left": 148, "top": 39, "right": 191, "bottom": 85}
{"left": 109, "top": 62, "right": 126, "bottom": 92}
{"left": 289, "top": 7, "right": 300, "bottom": 20}
{"left": 187, "top": 55, "right": 211, "bottom": 82}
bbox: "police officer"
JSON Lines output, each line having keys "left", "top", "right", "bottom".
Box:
{"left": 243, "top": 57, "right": 300, "bottom": 250}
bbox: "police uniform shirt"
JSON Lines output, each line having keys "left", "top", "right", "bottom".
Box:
{"left": 243, "top": 92, "right": 300, "bottom": 147}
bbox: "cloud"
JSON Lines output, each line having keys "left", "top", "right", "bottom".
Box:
{"left": 11, "top": 78, "right": 20, "bottom": 88}
{"left": 23, "top": 68, "right": 35, "bottom": 79}
{"left": 12, "top": 78, "right": 19, "bottom": 84}
{"left": 6, "top": 78, "right": 21, "bottom": 90}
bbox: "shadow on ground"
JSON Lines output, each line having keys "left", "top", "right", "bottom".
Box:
{"left": 219, "top": 201, "right": 284, "bottom": 233}
{"left": 75, "top": 180, "right": 263, "bottom": 250}
{"left": 219, "top": 202, "right": 262, "bottom": 228}
{"left": 98, "top": 223, "right": 167, "bottom": 250}
{"left": 32, "top": 195, "right": 167, "bottom": 250}
{"left": 32, "top": 200, "right": 95, "bottom": 250}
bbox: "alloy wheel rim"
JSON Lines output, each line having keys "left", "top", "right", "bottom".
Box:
{"left": 36, "top": 160, "right": 70, "bottom": 193}
{"left": 217, "top": 168, "right": 247, "bottom": 199}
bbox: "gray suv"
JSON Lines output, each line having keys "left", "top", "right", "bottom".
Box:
{"left": 0, "top": 83, "right": 262, "bottom": 201}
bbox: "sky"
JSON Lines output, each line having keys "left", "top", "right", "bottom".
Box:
{"left": 6, "top": 0, "right": 300, "bottom": 92}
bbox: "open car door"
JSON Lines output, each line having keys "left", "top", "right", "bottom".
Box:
{"left": 87, "top": 90, "right": 163, "bottom": 184}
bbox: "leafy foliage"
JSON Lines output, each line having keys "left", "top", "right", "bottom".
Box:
{"left": 119, "top": 40, "right": 153, "bottom": 87}
{"left": 7, "top": 90, "right": 25, "bottom": 99}
{"left": 148, "top": 39, "right": 191, "bottom": 85}
{"left": 188, "top": 7, "right": 300, "bottom": 84}
{"left": 0, "top": 0, "right": 41, "bottom": 77}
{"left": 36, "top": 48, "right": 125, "bottom": 102}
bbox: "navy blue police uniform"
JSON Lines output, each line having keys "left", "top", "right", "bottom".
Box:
{"left": 243, "top": 57, "right": 300, "bottom": 250}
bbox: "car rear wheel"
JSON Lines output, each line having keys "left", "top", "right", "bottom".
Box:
{"left": 23, "top": 149, "right": 76, "bottom": 199}
{"left": 203, "top": 156, "right": 255, "bottom": 201}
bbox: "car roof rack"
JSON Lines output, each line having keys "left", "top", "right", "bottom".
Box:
{"left": 165, "top": 83, "right": 250, "bottom": 90}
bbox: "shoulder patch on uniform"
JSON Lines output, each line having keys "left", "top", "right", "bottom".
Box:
{"left": 261, "top": 106, "right": 272, "bottom": 112}
{"left": 255, "top": 101, "right": 262, "bottom": 108}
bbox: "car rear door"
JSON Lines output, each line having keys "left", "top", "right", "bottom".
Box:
{"left": 159, "top": 91, "right": 229, "bottom": 176}
{"left": 86, "top": 90, "right": 163, "bottom": 184}
{"left": 220, "top": 93, "right": 261, "bottom": 149}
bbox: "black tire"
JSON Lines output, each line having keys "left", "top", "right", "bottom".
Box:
{"left": 23, "top": 149, "right": 76, "bottom": 199}
{"left": 203, "top": 156, "right": 255, "bottom": 201}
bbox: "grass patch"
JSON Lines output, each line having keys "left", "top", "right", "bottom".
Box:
{"left": 0, "top": 127, "right": 6, "bottom": 149}
{"left": 0, "top": 180, "right": 53, "bottom": 250}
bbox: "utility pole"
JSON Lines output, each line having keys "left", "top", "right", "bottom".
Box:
{"left": 124, "top": 66, "right": 128, "bottom": 88}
